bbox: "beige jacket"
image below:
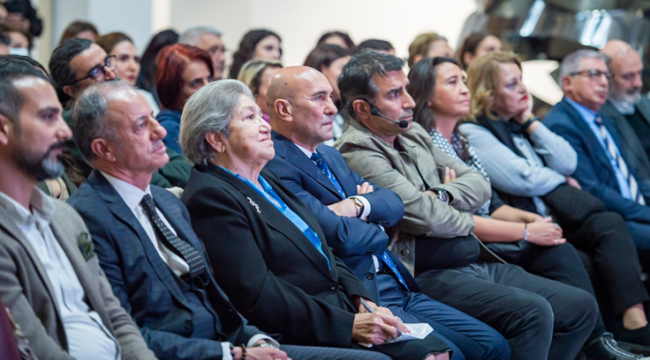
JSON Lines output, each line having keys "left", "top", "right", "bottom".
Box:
{"left": 335, "top": 118, "right": 490, "bottom": 273}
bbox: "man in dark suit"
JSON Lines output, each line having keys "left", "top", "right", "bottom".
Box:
{"left": 264, "top": 66, "right": 510, "bottom": 360}
{"left": 544, "top": 49, "right": 650, "bottom": 346}
{"left": 599, "top": 40, "right": 650, "bottom": 189}
{"left": 67, "top": 80, "right": 349, "bottom": 360}
{"left": 0, "top": 60, "right": 155, "bottom": 360}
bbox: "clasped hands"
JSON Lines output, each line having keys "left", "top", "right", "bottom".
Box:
{"left": 327, "top": 182, "right": 374, "bottom": 217}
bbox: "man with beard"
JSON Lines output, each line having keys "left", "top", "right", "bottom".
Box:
{"left": 599, "top": 40, "right": 650, "bottom": 189}
{"left": 0, "top": 64, "right": 157, "bottom": 360}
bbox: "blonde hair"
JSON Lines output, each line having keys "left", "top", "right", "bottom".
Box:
{"left": 408, "top": 32, "right": 447, "bottom": 68}
{"left": 237, "top": 58, "right": 282, "bottom": 96}
{"left": 466, "top": 51, "right": 521, "bottom": 121}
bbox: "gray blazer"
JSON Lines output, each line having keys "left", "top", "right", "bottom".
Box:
{"left": 0, "top": 195, "right": 156, "bottom": 360}
{"left": 335, "top": 118, "right": 490, "bottom": 273}
{"left": 600, "top": 98, "right": 650, "bottom": 189}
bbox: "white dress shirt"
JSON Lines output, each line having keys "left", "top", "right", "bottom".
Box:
{"left": 101, "top": 172, "right": 190, "bottom": 276}
{"left": 0, "top": 188, "right": 120, "bottom": 360}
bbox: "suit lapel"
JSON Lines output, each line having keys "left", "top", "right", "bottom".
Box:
{"left": 89, "top": 172, "right": 189, "bottom": 308}
{"left": 560, "top": 99, "right": 614, "bottom": 171}
{"left": 0, "top": 206, "right": 62, "bottom": 320}
{"left": 317, "top": 146, "right": 358, "bottom": 198}
{"left": 637, "top": 98, "right": 650, "bottom": 128}
{"left": 272, "top": 132, "right": 345, "bottom": 200}
{"left": 208, "top": 165, "right": 334, "bottom": 279}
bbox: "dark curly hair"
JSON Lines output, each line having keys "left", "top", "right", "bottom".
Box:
{"left": 228, "top": 29, "right": 281, "bottom": 80}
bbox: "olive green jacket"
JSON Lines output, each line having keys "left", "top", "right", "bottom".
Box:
{"left": 334, "top": 118, "right": 490, "bottom": 273}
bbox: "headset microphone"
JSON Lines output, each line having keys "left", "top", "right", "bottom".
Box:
{"left": 369, "top": 107, "right": 409, "bottom": 128}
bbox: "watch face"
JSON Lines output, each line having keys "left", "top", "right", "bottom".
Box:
{"left": 438, "top": 190, "right": 449, "bottom": 203}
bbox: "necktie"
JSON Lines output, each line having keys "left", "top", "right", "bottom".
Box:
{"left": 594, "top": 115, "right": 645, "bottom": 205}
{"left": 379, "top": 252, "right": 410, "bottom": 292}
{"left": 140, "top": 194, "right": 207, "bottom": 279}
{"left": 311, "top": 153, "right": 346, "bottom": 199}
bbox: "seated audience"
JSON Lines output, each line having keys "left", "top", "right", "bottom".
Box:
{"left": 599, "top": 40, "right": 650, "bottom": 188}
{"left": 543, "top": 50, "right": 650, "bottom": 265}
{"left": 96, "top": 31, "right": 160, "bottom": 115}
{"left": 58, "top": 20, "right": 98, "bottom": 45}
{"left": 229, "top": 29, "right": 282, "bottom": 79}
{"left": 334, "top": 51, "right": 598, "bottom": 360}
{"left": 0, "top": 59, "right": 155, "bottom": 360}
{"left": 155, "top": 43, "right": 212, "bottom": 155}
{"left": 66, "top": 80, "right": 343, "bottom": 360}
{"left": 0, "top": 23, "right": 29, "bottom": 56}
{"left": 2, "top": 0, "right": 42, "bottom": 39}
{"left": 354, "top": 39, "right": 395, "bottom": 55}
{"left": 179, "top": 26, "right": 227, "bottom": 80}
{"left": 237, "top": 58, "right": 282, "bottom": 123}
{"left": 317, "top": 30, "right": 355, "bottom": 51}
{"left": 456, "top": 32, "right": 502, "bottom": 71}
{"left": 180, "top": 79, "right": 452, "bottom": 360}
{"left": 137, "top": 29, "right": 178, "bottom": 92}
{"left": 408, "top": 33, "right": 453, "bottom": 68}
{"left": 265, "top": 65, "right": 510, "bottom": 360}
{"left": 413, "top": 55, "right": 650, "bottom": 359}
{"left": 303, "top": 44, "right": 350, "bottom": 143}
{"left": 49, "top": 38, "right": 189, "bottom": 188}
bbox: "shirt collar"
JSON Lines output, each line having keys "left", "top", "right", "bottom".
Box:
{"left": 0, "top": 187, "right": 55, "bottom": 227}
{"left": 565, "top": 97, "right": 598, "bottom": 122}
{"left": 100, "top": 171, "right": 152, "bottom": 212}
{"left": 609, "top": 99, "right": 636, "bottom": 115}
{"left": 293, "top": 143, "right": 314, "bottom": 159}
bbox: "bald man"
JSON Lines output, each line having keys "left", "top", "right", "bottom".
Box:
{"left": 599, "top": 40, "right": 650, "bottom": 188}
{"left": 265, "top": 66, "right": 510, "bottom": 360}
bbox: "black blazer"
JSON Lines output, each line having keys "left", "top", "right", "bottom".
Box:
{"left": 181, "top": 164, "right": 373, "bottom": 347}
{"left": 68, "top": 171, "right": 261, "bottom": 359}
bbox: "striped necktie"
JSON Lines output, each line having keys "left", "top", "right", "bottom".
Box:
{"left": 311, "top": 153, "right": 346, "bottom": 199}
{"left": 141, "top": 194, "right": 207, "bottom": 279}
{"left": 594, "top": 115, "right": 645, "bottom": 205}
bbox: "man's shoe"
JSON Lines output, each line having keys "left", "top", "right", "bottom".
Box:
{"left": 616, "top": 324, "right": 650, "bottom": 355}
{"left": 584, "top": 333, "right": 648, "bottom": 360}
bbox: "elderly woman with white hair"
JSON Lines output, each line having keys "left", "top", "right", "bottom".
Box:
{"left": 179, "top": 80, "right": 450, "bottom": 360}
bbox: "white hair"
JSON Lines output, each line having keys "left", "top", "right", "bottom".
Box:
{"left": 179, "top": 26, "right": 222, "bottom": 46}
{"left": 558, "top": 49, "right": 608, "bottom": 90}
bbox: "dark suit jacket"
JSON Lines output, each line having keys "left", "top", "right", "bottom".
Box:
{"left": 266, "top": 132, "right": 417, "bottom": 300}
{"left": 544, "top": 97, "right": 650, "bottom": 223}
{"left": 600, "top": 99, "right": 650, "bottom": 189}
{"left": 181, "top": 164, "right": 374, "bottom": 347}
{"left": 68, "top": 171, "right": 261, "bottom": 360}
{"left": 0, "top": 191, "right": 155, "bottom": 360}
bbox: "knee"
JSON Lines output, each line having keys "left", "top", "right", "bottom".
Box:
{"left": 481, "top": 331, "right": 511, "bottom": 360}
{"left": 558, "top": 288, "right": 599, "bottom": 332}
{"left": 519, "top": 294, "right": 555, "bottom": 334}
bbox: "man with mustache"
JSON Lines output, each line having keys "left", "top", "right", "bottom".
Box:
{"left": 545, "top": 49, "right": 650, "bottom": 302}
{"left": 599, "top": 40, "right": 650, "bottom": 189}
{"left": 0, "top": 60, "right": 156, "bottom": 360}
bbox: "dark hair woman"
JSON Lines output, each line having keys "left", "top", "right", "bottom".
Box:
{"left": 228, "top": 29, "right": 281, "bottom": 80}
{"left": 137, "top": 29, "right": 179, "bottom": 92}
{"left": 316, "top": 31, "right": 355, "bottom": 51}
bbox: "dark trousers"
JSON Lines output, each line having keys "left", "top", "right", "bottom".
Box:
{"left": 282, "top": 344, "right": 393, "bottom": 360}
{"left": 416, "top": 262, "right": 598, "bottom": 360}
{"left": 376, "top": 274, "right": 510, "bottom": 360}
{"left": 627, "top": 221, "right": 650, "bottom": 265}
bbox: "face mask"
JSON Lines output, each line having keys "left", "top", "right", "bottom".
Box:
{"left": 9, "top": 47, "right": 30, "bottom": 57}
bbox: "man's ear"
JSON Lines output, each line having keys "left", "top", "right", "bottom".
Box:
{"left": 62, "top": 84, "right": 77, "bottom": 99}
{"left": 561, "top": 76, "right": 572, "bottom": 95}
{"left": 274, "top": 99, "right": 293, "bottom": 122}
{"left": 91, "top": 138, "right": 116, "bottom": 163}
{"left": 205, "top": 132, "right": 226, "bottom": 153}
{"left": 0, "top": 114, "right": 13, "bottom": 146}
{"left": 352, "top": 99, "right": 371, "bottom": 121}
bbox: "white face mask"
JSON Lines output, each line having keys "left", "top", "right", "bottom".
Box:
{"left": 9, "top": 47, "right": 30, "bottom": 57}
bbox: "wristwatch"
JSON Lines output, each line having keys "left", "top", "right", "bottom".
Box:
{"left": 523, "top": 223, "right": 530, "bottom": 241}
{"left": 436, "top": 189, "right": 450, "bottom": 204}
{"left": 352, "top": 197, "right": 365, "bottom": 218}
{"left": 254, "top": 341, "right": 278, "bottom": 349}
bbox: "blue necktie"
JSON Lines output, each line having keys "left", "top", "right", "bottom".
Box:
{"left": 311, "top": 153, "right": 346, "bottom": 199}
{"left": 380, "top": 252, "right": 410, "bottom": 292}
{"left": 594, "top": 115, "right": 645, "bottom": 205}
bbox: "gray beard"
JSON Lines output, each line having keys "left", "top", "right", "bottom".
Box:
{"left": 610, "top": 87, "right": 642, "bottom": 104}
{"left": 16, "top": 144, "right": 66, "bottom": 181}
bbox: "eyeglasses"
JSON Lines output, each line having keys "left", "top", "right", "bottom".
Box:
{"left": 69, "top": 55, "right": 117, "bottom": 85}
{"left": 569, "top": 69, "right": 612, "bottom": 81}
